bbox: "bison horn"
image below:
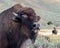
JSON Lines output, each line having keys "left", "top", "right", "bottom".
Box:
{"left": 12, "top": 12, "right": 18, "bottom": 16}
{"left": 12, "top": 12, "right": 28, "bottom": 22}
{"left": 12, "top": 12, "right": 21, "bottom": 22}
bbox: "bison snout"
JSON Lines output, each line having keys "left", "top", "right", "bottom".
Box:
{"left": 32, "top": 23, "right": 40, "bottom": 33}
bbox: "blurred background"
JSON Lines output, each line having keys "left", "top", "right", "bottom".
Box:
{"left": 0, "top": 0, "right": 60, "bottom": 29}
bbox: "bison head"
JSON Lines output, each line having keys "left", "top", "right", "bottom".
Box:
{"left": 12, "top": 6, "right": 40, "bottom": 42}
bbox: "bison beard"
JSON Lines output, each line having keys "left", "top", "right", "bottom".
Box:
{"left": 0, "top": 4, "right": 40, "bottom": 48}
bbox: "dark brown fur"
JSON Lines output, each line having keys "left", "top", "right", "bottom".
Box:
{"left": 0, "top": 4, "right": 40, "bottom": 48}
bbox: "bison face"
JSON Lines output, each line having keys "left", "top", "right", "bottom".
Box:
{"left": 12, "top": 7, "right": 40, "bottom": 42}
{"left": 12, "top": 12, "right": 34, "bottom": 29}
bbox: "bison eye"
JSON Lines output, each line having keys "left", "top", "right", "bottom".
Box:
{"left": 22, "top": 14, "right": 28, "bottom": 18}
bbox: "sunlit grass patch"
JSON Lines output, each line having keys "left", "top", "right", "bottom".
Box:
{"left": 48, "top": 35, "right": 60, "bottom": 43}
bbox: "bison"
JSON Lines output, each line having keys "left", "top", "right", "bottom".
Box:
{"left": 52, "top": 27, "right": 57, "bottom": 35}
{"left": 0, "top": 4, "right": 40, "bottom": 48}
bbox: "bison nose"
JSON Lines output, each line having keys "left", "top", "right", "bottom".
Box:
{"left": 36, "top": 24, "right": 40, "bottom": 30}
{"left": 32, "top": 23, "right": 40, "bottom": 34}
{"left": 33, "top": 22, "right": 40, "bottom": 30}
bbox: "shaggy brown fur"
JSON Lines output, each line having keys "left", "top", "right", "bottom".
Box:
{"left": 0, "top": 4, "right": 40, "bottom": 48}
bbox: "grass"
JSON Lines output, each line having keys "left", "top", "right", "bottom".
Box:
{"left": 34, "top": 35, "right": 60, "bottom": 48}
{"left": 48, "top": 35, "right": 60, "bottom": 43}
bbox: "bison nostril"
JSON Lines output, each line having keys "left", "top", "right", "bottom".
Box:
{"left": 33, "top": 23, "right": 40, "bottom": 30}
{"left": 33, "top": 24, "right": 36, "bottom": 27}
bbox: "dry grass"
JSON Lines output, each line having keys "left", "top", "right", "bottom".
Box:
{"left": 38, "top": 29, "right": 60, "bottom": 43}
{"left": 48, "top": 35, "right": 60, "bottom": 43}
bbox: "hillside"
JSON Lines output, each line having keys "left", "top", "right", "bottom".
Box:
{"left": 0, "top": 0, "right": 60, "bottom": 29}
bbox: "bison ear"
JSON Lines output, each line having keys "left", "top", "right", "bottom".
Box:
{"left": 12, "top": 12, "right": 21, "bottom": 22}
{"left": 34, "top": 16, "right": 41, "bottom": 22}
